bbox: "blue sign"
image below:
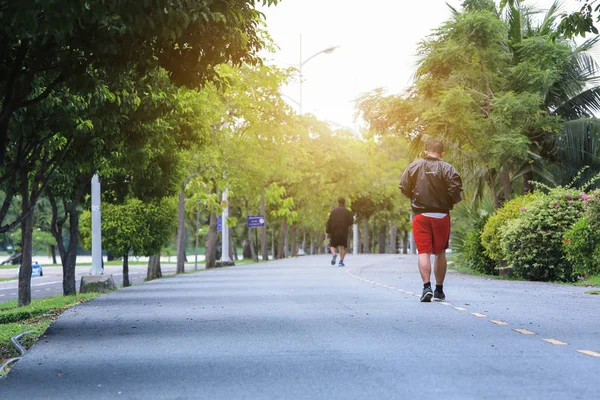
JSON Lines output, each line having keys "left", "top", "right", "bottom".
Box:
{"left": 217, "top": 216, "right": 223, "bottom": 232}
{"left": 247, "top": 216, "right": 265, "bottom": 228}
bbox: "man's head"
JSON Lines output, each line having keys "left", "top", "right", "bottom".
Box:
{"left": 338, "top": 197, "right": 346, "bottom": 207}
{"left": 425, "top": 139, "right": 445, "bottom": 158}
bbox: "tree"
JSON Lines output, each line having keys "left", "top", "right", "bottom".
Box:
{"left": 0, "top": 0, "right": 280, "bottom": 164}
{"left": 556, "top": 0, "right": 600, "bottom": 38}
{"left": 81, "top": 198, "right": 176, "bottom": 287}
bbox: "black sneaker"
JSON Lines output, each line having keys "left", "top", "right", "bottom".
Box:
{"left": 331, "top": 254, "right": 337, "bottom": 265}
{"left": 420, "top": 287, "right": 433, "bottom": 302}
{"left": 433, "top": 289, "right": 445, "bottom": 302}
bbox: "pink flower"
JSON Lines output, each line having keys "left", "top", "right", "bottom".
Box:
{"left": 520, "top": 207, "right": 527, "bottom": 212}
{"left": 580, "top": 193, "right": 589, "bottom": 201}
{"left": 554, "top": 203, "right": 560, "bottom": 207}
{"left": 566, "top": 195, "right": 573, "bottom": 200}
{"left": 564, "top": 238, "right": 570, "bottom": 244}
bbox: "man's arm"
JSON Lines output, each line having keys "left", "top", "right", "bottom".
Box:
{"left": 399, "top": 166, "right": 414, "bottom": 199}
{"left": 326, "top": 213, "right": 333, "bottom": 234}
{"left": 447, "top": 167, "right": 463, "bottom": 204}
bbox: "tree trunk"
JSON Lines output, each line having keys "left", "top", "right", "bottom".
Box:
{"left": 403, "top": 231, "right": 409, "bottom": 254}
{"left": 389, "top": 224, "right": 398, "bottom": 254}
{"left": 260, "top": 192, "right": 268, "bottom": 261}
{"left": 277, "top": 220, "right": 287, "bottom": 259}
{"left": 301, "top": 230, "right": 306, "bottom": 254}
{"left": 18, "top": 208, "right": 34, "bottom": 307}
{"left": 523, "top": 166, "right": 534, "bottom": 194}
{"left": 378, "top": 224, "right": 386, "bottom": 254}
{"left": 284, "top": 225, "right": 290, "bottom": 257}
{"left": 62, "top": 210, "right": 79, "bottom": 295}
{"left": 310, "top": 232, "right": 315, "bottom": 255}
{"left": 246, "top": 229, "right": 258, "bottom": 262}
{"left": 50, "top": 245, "right": 57, "bottom": 264}
{"left": 290, "top": 224, "right": 298, "bottom": 257}
{"left": 500, "top": 166, "right": 511, "bottom": 204}
{"left": 361, "top": 218, "right": 369, "bottom": 254}
{"left": 246, "top": 203, "right": 258, "bottom": 262}
{"left": 176, "top": 184, "right": 186, "bottom": 274}
{"left": 271, "top": 226, "right": 275, "bottom": 260}
{"left": 147, "top": 253, "right": 162, "bottom": 281}
{"left": 205, "top": 212, "right": 218, "bottom": 269}
{"left": 489, "top": 168, "right": 501, "bottom": 209}
{"left": 122, "top": 253, "right": 130, "bottom": 287}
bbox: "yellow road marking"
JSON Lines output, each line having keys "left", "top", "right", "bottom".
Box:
{"left": 46, "top": 288, "right": 51, "bottom": 291}
{"left": 490, "top": 320, "right": 509, "bottom": 326}
{"left": 577, "top": 350, "right": 600, "bottom": 358}
{"left": 34, "top": 290, "right": 41, "bottom": 293}
{"left": 440, "top": 302, "right": 452, "bottom": 306}
{"left": 453, "top": 307, "right": 468, "bottom": 311}
{"left": 0, "top": 294, "right": 5, "bottom": 297}
{"left": 542, "top": 339, "right": 568, "bottom": 346}
{"left": 406, "top": 291, "right": 415, "bottom": 295}
{"left": 514, "top": 328, "right": 536, "bottom": 335}
{"left": 471, "top": 313, "right": 487, "bottom": 317}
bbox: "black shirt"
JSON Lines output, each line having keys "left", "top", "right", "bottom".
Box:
{"left": 326, "top": 206, "right": 354, "bottom": 235}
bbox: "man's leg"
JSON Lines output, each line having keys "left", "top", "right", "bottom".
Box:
{"left": 339, "top": 246, "right": 346, "bottom": 263}
{"left": 434, "top": 251, "right": 447, "bottom": 285}
{"left": 330, "top": 245, "right": 338, "bottom": 265}
{"left": 418, "top": 253, "right": 432, "bottom": 283}
{"left": 433, "top": 251, "right": 447, "bottom": 301}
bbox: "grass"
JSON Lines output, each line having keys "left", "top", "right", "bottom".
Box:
{"left": 0, "top": 294, "right": 99, "bottom": 375}
{"left": 585, "top": 290, "right": 600, "bottom": 295}
{"left": 0, "top": 278, "right": 17, "bottom": 282}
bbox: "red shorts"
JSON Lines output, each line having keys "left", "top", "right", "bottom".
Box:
{"left": 412, "top": 214, "right": 451, "bottom": 254}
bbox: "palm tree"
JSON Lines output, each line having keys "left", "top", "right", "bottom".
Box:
{"left": 503, "top": 0, "right": 600, "bottom": 190}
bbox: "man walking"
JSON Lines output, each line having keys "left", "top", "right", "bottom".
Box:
{"left": 400, "top": 140, "right": 462, "bottom": 302}
{"left": 326, "top": 197, "right": 354, "bottom": 267}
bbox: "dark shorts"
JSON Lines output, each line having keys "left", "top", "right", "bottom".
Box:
{"left": 412, "top": 214, "right": 451, "bottom": 254}
{"left": 330, "top": 232, "right": 348, "bottom": 248}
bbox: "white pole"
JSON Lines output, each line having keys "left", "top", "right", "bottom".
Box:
{"left": 195, "top": 201, "right": 200, "bottom": 271}
{"left": 91, "top": 174, "right": 103, "bottom": 275}
{"left": 352, "top": 224, "right": 359, "bottom": 255}
{"left": 221, "top": 189, "right": 230, "bottom": 262}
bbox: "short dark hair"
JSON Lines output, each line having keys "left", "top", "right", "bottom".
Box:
{"left": 338, "top": 197, "right": 346, "bottom": 206}
{"left": 426, "top": 139, "right": 444, "bottom": 154}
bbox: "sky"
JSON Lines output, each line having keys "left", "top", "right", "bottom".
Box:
{"left": 258, "top": 0, "right": 589, "bottom": 130}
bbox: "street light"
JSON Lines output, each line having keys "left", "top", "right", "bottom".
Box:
{"left": 298, "top": 34, "right": 340, "bottom": 114}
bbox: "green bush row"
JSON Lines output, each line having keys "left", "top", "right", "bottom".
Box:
{"left": 461, "top": 188, "right": 599, "bottom": 282}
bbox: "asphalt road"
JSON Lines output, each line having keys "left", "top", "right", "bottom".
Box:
{"left": 0, "top": 263, "right": 184, "bottom": 303}
{"left": 1, "top": 255, "right": 599, "bottom": 399}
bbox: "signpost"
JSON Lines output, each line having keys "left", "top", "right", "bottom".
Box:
{"left": 247, "top": 216, "right": 265, "bottom": 229}
{"left": 248, "top": 216, "right": 265, "bottom": 260}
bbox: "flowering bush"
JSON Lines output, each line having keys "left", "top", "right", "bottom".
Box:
{"left": 481, "top": 193, "right": 540, "bottom": 264}
{"left": 500, "top": 188, "right": 585, "bottom": 282}
{"left": 563, "top": 190, "right": 600, "bottom": 277}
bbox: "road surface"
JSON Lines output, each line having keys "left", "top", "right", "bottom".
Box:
{"left": 1, "top": 255, "right": 598, "bottom": 399}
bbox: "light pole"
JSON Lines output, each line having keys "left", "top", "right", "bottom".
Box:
{"left": 298, "top": 34, "right": 340, "bottom": 115}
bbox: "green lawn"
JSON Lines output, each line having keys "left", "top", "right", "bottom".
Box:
{"left": 0, "top": 278, "right": 16, "bottom": 282}
{"left": 0, "top": 294, "right": 99, "bottom": 375}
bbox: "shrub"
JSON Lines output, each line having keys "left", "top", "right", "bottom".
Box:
{"left": 563, "top": 218, "right": 600, "bottom": 277}
{"left": 481, "top": 193, "right": 540, "bottom": 263}
{"left": 563, "top": 190, "right": 600, "bottom": 277}
{"left": 500, "top": 188, "right": 585, "bottom": 282}
{"left": 460, "top": 215, "right": 496, "bottom": 274}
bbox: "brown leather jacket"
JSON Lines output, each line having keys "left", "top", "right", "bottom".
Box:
{"left": 399, "top": 156, "right": 463, "bottom": 214}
